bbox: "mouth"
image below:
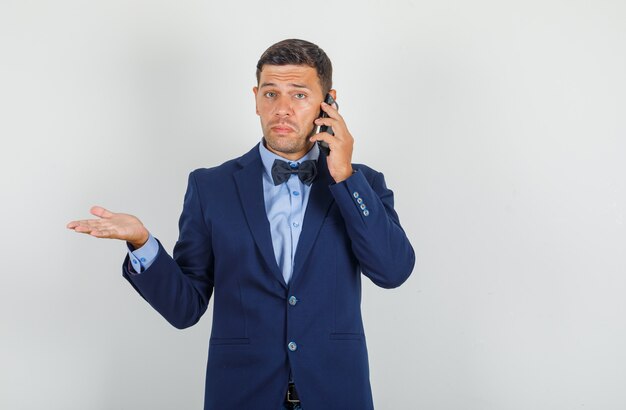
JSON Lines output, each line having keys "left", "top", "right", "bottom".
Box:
{"left": 270, "top": 124, "right": 296, "bottom": 134}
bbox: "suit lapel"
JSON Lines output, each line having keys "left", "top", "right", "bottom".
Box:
{"left": 234, "top": 146, "right": 287, "bottom": 288}
{"left": 292, "top": 153, "right": 335, "bottom": 282}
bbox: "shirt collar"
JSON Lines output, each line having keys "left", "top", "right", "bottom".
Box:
{"left": 258, "top": 138, "right": 320, "bottom": 179}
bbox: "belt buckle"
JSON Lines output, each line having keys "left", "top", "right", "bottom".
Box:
{"left": 287, "top": 382, "right": 300, "bottom": 404}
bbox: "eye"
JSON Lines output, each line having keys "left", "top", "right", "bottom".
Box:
{"left": 294, "top": 93, "right": 306, "bottom": 100}
{"left": 264, "top": 91, "right": 277, "bottom": 98}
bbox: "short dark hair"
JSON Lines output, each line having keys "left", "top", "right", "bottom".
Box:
{"left": 256, "top": 39, "right": 333, "bottom": 94}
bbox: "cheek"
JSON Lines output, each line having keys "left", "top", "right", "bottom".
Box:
{"left": 298, "top": 103, "right": 320, "bottom": 120}
{"left": 256, "top": 101, "right": 272, "bottom": 118}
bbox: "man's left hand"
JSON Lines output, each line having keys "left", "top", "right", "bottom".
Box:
{"left": 310, "top": 101, "right": 354, "bottom": 183}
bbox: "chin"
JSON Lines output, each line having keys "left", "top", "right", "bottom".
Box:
{"left": 265, "top": 136, "right": 309, "bottom": 155}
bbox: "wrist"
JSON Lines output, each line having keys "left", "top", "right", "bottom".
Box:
{"left": 333, "top": 167, "right": 354, "bottom": 183}
{"left": 129, "top": 229, "right": 149, "bottom": 249}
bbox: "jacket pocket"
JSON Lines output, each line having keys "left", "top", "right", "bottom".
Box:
{"left": 209, "top": 337, "right": 251, "bottom": 346}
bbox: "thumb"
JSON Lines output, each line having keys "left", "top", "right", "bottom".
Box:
{"left": 90, "top": 205, "right": 114, "bottom": 219}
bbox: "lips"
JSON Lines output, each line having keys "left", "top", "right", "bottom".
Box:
{"left": 270, "top": 123, "right": 296, "bottom": 134}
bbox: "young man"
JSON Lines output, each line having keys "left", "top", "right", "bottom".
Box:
{"left": 68, "top": 39, "right": 415, "bottom": 410}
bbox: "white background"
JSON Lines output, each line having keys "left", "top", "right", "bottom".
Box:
{"left": 1, "top": 0, "right": 625, "bottom": 409}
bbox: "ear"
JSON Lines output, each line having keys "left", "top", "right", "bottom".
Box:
{"left": 253, "top": 86, "right": 259, "bottom": 115}
{"left": 328, "top": 89, "right": 337, "bottom": 102}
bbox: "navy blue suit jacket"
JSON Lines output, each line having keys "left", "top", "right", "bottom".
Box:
{"left": 123, "top": 144, "right": 415, "bottom": 409}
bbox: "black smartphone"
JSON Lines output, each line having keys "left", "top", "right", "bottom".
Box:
{"left": 317, "top": 93, "right": 338, "bottom": 155}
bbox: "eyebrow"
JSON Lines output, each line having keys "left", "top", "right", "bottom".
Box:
{"left": 259, "top": 82, "right": 311, "bottom": 90}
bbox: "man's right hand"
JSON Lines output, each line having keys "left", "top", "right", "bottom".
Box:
{"left": 67, "top": 206, "right": 150, "bottom": 249}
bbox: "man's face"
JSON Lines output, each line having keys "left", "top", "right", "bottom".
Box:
{"left": 254, "top": 64, "right": 330, "bottom": 160}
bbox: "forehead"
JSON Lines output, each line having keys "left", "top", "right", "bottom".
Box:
{"left": 258, "top": 64, "right": 321, "bottom": 90}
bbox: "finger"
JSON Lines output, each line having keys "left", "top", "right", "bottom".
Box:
{"left": 90, "top": 205, "right": 114, "bottom": 219}
{"left": 314, "top": 117, "right": 339, "bottom": 128}
{"left": 310, "top": 132, "right": 336, "bottom": 146}
{"left": 314, "top": 117, "right": 349, "bottom": 141}
{"left": 320, "top": 102, "right": 343, "bottom": 120}
{"left": 67, "top": 218, "right": 96, "bottom": 228}
{"left": 70, "top": 218, "right": 108, "bottom": 233}
{"left": 72, "top": 229, "right": 97, "bottom": 236}
{"left": 72, "top": 224, "right": 95, "bottom": 234}
{"left": 90, "top": 229, "right": 113, "bottom": 238}
{"left": 67, "top": 220, "right": 80, "bottom": 229}
{"left": 314, "top": 118, "right": 344, "bottom": 138}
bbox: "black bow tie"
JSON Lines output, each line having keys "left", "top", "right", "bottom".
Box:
{"left": 271, "top": 159, "right": 318, "bottom": 186}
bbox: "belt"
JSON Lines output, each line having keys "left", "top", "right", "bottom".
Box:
{"left": 286, "top": 381, "right": 300, "bottom": 404}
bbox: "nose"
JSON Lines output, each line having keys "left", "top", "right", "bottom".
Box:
{"left": 274, "top": 95, "right": 293, "bottom": 117}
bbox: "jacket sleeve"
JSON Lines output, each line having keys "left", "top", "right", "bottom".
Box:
{"left": 329, "top": 169, "right": 415, "bottom": 288}
{"left": 122, "top": 171, "right": 214, "bottom": 329}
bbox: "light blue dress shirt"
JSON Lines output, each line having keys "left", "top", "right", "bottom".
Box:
{"left": 128, "top": 141, "right": 320, "bottom": 285}
{"left": 258, "top": 141, "right": 319, "bottom": 284}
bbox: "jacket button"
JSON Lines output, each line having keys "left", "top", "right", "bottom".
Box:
{"left": 352, "top": 191, "right": 360, "bottom": 198}
{"left": 288, "top": 296, "right": 298, "bottom": 306}
{"left": 288, "top": 341, "right": 298, "bottom": 351}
